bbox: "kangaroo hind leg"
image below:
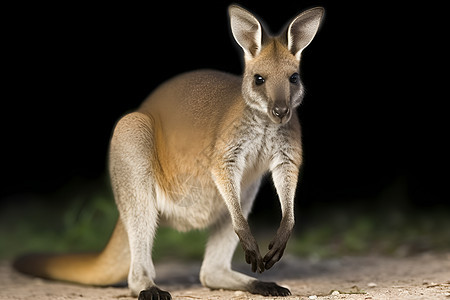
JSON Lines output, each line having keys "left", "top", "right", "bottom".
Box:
{"left": 109, "top": 112, "right": 170, "bottom": 300}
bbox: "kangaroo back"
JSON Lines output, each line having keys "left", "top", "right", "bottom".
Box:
{"left": 13, "top": 219, "right": 130, "bottom": 286}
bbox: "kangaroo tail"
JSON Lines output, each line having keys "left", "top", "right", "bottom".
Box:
{"left": 13, "top": 219, "right": 130, "bottom": 286}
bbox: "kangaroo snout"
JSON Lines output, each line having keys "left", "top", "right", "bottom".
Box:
{"left": 271, "top": 103, "right": 291, "bottom": 124}
{"left": 272, "top": 105, "right": 289, "bottom": 119}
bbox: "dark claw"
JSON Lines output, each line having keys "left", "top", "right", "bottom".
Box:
{"left": 138, "top": 286, "right": 172, "bottom": 300}
{"left": 236, "top": 228, "right": 265, "bottom": 273}
{"left": 263, "top": 247, "right": 284, "bottom": 270}
{"left": 263, "top": 234, "right": 289, "bottom": 270}
{"left": 245, "top": 249, "right": 264, "bottom": 273}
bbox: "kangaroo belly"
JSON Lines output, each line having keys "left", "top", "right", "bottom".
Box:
{"left": 156, "top": 175, "right": 227, "bottom": 231}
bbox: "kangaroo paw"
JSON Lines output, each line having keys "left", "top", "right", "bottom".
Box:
{"left": 248, "top": 280, "right": 291, "bottom": 297}
{"left": 138, "top": 286, "right": 172, "bottom": 300}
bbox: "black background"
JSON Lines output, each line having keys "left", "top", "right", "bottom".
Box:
{"left": 2, "top": 1, "right": 447, "bottom": 210}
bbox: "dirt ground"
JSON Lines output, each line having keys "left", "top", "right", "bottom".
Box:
{"left": 1, "top": 253, "right": 449, "bottom": 299}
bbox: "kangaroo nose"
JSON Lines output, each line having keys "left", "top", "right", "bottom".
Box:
{"left": 272, "top": 106, "right": 289, "bottom": 119}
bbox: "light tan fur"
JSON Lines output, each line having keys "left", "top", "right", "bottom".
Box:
{"left": 14, "top": 5, "right": 324, "bottom": 300}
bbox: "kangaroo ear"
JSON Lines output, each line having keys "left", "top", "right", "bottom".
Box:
{"left": 229, "top": 5, "right": 263, "bottom": 60}
{"left": 287, "top": 7, "right": 324, "bottom": 60}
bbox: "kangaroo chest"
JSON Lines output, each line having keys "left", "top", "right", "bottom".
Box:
{"left": 232, "top": 120, "right": 283, "bottom": 180}
{"left": 157, "top": 124, "right": 284, "bottom": 231}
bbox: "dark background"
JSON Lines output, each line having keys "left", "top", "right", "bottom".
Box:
{"left": 2, "top": 1, "right": 447, "bottom": 212}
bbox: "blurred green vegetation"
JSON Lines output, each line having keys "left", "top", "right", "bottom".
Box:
{"left": 0, "top": 178, "right": 208, "bottom": 261}
{"left": 0, "top": 178, "right": 118, "bottom": 259}
{"left": 1, "top": 177, "right": 449, "bottom": 262}
{"left": 286, "top": 177, "right": 450, "bottom": 259}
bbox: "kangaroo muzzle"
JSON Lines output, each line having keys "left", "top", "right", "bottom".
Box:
{"left": 272, "top": 105, "right": 289, "bottom": 119}
{"left": 270, "top": 101, "right": 291, "bottom": 124}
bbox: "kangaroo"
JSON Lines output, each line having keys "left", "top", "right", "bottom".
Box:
{"left": 14, "top": 5, "right": 324, "bottom": 299}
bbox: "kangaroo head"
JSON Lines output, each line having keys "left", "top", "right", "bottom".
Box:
{"left": 229, "top": 5, "right": 324, "bottom": 124}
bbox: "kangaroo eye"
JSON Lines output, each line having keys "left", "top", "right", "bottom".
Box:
{"left": 254, "top": 74, "right": 265, "bottom": 85}
{"left": 289, "top": 73, "right": 300, "bottom": 84}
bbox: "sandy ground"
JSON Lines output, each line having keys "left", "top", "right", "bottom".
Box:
{"left": 1, "top": 253, "right": 449, "bottom": 299}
